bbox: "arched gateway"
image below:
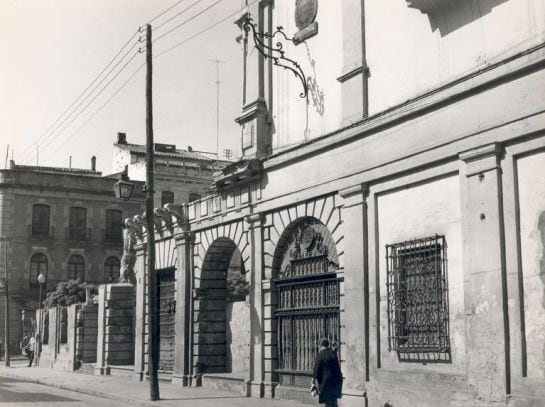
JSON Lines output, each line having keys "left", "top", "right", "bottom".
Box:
{"left": 272, "top": 217, "right": 341, "bottom": 387}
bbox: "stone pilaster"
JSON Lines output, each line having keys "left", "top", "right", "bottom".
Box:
{"left": 338, "top": 184, "right": 368, "bottom": 407}
{"left": 459, "top": 143, "right": 509, "bottom": 404}
{"left": 172, "top": 231, "right": 194, "bottom": 387}
{"left": 235, "top": 1, "right": 273, "bottom": 159}
{"left": 338, "top": 0, "right": 368, "bottom": 125}
{"left": 245, "top": 212, "right": 265, "bottom": 398}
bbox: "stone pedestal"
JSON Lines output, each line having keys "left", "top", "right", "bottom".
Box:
{"left": 95, "top": 283, "right": 135, "bottom": 375}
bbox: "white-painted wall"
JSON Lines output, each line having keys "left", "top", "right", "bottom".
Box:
{"left": 376, "top": 174, "right": 465, "bottom": 372}
{"left": 272, "top": 1, "right": 343, "bottom": 150}
{"left": 517, "top": 150, "right": 545, "bottom": 380}
{"left": 366, "top": 0, "right": 545, "bottom": 114}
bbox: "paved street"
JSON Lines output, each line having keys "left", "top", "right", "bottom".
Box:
{"left": 0, "top": 361, "right": 307, "bottom": 407}
{"left": 0, "top": 376, "right": 133, "bottom": 406}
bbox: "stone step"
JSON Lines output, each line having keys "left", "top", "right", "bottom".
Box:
{"left": 201, "top": 373, "right": 249, "bottom": 396}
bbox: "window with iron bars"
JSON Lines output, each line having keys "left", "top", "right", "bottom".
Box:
{"left": 386, "top": 235, "right": 450, "bottom": 361}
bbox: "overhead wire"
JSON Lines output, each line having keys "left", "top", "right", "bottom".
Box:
{"left": 20, "top": 29, "right": 141, "bottom": 163}
{"left": 155, "top": 0, "right": 258, "bottom": 58}
{"left": 153, "top": 0, "right": 224, "bottom": 43}
{"left": 22, "top": 38, "right": 143, "bottom": 164}
{"left": 26, "top": 0, "right": 249, "bottom": 165}
{"left": 153, "top": 0, "right": 206, "bottom": 31}
{"left": 38, "top": 50, "right": 143, "bottom": 157}
{"left": 42, "top": 62, "right": 146, "bottom": 164}
{"left": 146, "top": 0, "right": 188, "bottom": 25}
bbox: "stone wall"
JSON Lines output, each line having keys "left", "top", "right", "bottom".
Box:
{"left": 75, "top": 303, "right": 98, "bottom": 364}
{"left": 226, "top": 300, "right": 250, "bottom": 376}
{"left": 96, "top": 283, "right": 134, "bottom": 374}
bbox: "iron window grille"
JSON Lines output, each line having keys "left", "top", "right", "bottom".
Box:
{"left": 29, "top": 253, "right": 48, "bottom": 288}
{"left": 67, "top": 255, "right": 85, "bottom": 281}
{"left": 386, "top": 235, "right": 450, "bottom": 360}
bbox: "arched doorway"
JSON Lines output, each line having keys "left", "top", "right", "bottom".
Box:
{"left": 194, "top": 238, "right": 249, "bottom": 375}
{"left": 272, "top": 217, "right": 341, "bottom": 387}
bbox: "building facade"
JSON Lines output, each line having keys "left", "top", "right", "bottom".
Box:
{"left": 130, "top": 1, "right": 545, "bottom": 406}
{"left": 111, "top": 132, "right": 231, "bottom": 208}
{"left": 0, "top": 159, "right": 145, "bottom": 354}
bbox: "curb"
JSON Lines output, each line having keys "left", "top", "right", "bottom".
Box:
{"left": 0, "top": 371, "right": 157, "bottom": 406}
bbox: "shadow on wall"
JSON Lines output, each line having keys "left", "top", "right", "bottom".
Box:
{"left": 408, "top": 0, "right": 508, "bottom": 36}
{"left": 539, "top": 212, "right": 545, "bottom": 309}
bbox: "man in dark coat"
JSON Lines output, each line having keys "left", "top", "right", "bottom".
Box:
{"left": 312, "top": 338, "right": 343, "bottom": 407}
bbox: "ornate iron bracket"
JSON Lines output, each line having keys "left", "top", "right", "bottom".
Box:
{"left": 243, "top": 15, "right": 308, "bottom": 99}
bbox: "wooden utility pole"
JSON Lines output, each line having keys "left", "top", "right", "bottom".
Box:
{"left": 4, "top": 242, "right": 10, "bottom": 367}
{"left": 145, "top": 23, "right": 160, "bottom": 401}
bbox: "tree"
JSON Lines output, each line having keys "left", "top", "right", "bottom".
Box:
{"left": 226, "top": 269, "right": 250, "bottom": 302}
{"left": 42, "top": 279, "right": 97, "bottom": 309}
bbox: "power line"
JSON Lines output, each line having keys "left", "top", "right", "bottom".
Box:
{"left": 19, "top": 29, "right": 140, "bottom": 162}
{"left": 153, "top": 0, "right": 206, "bottom": 31}
{"left": 154, "top": 0, "right": 257, "bottom": 58}
{"left": 42, "top": 62, "right": 146, "bottom": 165}
{"left": 153, "top": 0, "right": 224, "bottom": 43}
{"left": 146, "top": 0, "right": 188, "bottom": 24}
{"left": 22, "top": 39, "right": 142, "bottom": 164}
{"left": 36, "top": 51, "right": 142, "bottom": 162}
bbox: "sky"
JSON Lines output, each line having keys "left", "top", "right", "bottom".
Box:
{"left": 0, "top": 0, "right": 246, "bottom": 174}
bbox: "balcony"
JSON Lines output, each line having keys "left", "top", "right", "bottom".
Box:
{"left": 27, "top": 225, "right": 54, "bottom": 240}
{"left": 101, "top": 229, "right": 123, "bottom": 245}
{"left": 65, "top": 227, "right": 92, "bottom": 242}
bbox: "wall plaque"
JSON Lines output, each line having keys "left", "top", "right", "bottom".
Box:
{"left": 294, "top": 0, "right": 319, "bottom": 45}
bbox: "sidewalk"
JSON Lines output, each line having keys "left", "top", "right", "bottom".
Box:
{"left": 0, "top": 361, "right": 307, "bottom": 407}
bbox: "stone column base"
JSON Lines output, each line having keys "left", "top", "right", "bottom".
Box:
{"left": 249, "top": 381, "right": 264, "bottom": 398}
{"left": 132, "top": 371, "right": 145, "bottom": 381}
{"left": 94, "top": 366, "right": 110, "bottom": 375}
{"left": 263, "top": 381, "right": 278, "bottom": 399}
{"left": 171, "top": 374, "right": 191, "bottom": 386}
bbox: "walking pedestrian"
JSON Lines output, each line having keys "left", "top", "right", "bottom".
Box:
{"left": 312, "top": 338, "right": 343, "bottom": 407}
{"left": 23, "top": 333, "right": 36, "bottom": 367}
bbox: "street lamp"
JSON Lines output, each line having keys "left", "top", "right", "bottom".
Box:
{"left": 37, "top": 272, "right": 46, "bottom": 366}
{"left": 113, "top": 177, "right": 135, "bottom": 201}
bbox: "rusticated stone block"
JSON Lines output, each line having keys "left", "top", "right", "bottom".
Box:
{"left": 194, "top": 333, "right": 226, "bottom": 344}
{"left": 105, "top": 325, "right": 132, "bottom": 335}
{"left": 105, "top": 316, "right": 132, "bottom": 326}
{"left": 194, "top": 311, "right": 226, "bottom": 322}
{"left": 193, "top": 344, "right": 227, "bottom": 355}
{"left": 195, "top": 279, "right": 227, "bottom": 289}
{"left": 105, "top": 308, "right": 133, "bottom": 318}
{"left": 105, "top": 342, "right": 133, "bottom": 352}
{"left": 194, "top": 355, "right": 226, "bottom": 367}
{"left": 105, "top": 350, "right": 133, "bottom": 360}
{"left": 105, "top": 333, "right": 132, "bottom": 343}
{"left": 83, "top": 319, "right": 98, "bottom": 328}
{"left": 105, "top": 299, "right": 133, "bottom": 308}
{"left": 193, "top": 322, "right": 226, "bottom": 333}
{"left": 194, "top": 299, "right": 226, "bottom": 311}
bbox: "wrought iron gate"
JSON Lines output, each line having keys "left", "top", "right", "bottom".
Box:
{"left": 157, "top": 268, "right": 176, "bottom": 372}
{"left": 275, "top": 232, "right": 341, "bottom": 387}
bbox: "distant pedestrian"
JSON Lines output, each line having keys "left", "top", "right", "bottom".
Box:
{"left": 312, "top": 338, "right": 343, "bottom": 407}
{"left": 23, "top": 333, "right": 36, "bottom": 367}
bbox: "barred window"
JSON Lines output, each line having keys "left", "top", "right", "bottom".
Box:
{"left": 105, "top": 209, "right": 122, "bottom": 241}
{"left": 29, "top": 253, "right": 48, "bottom": 288}
{"left": 32, "top": 205, "right": 50, "bottom": 236}
{"left": 104, "top": 256, "right": 120, "bottom": 283}
{"left": 67, "top": 255, "right": 85, "bottom": 281}
{"left": 386, "top": 235, "right": 450, "bottom": 362}
{"left": 161, "top": 191, "right": 174, "bottom": 207}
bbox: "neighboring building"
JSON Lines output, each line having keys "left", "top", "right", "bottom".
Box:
{"left": 128, "top": 2, "right": 545, "bottom": 407}
{"left": 111, "top": 132, "right": 231, "bottom": 208}
{"left": 0, "top": 159, "right": 145, "bottom": 355}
